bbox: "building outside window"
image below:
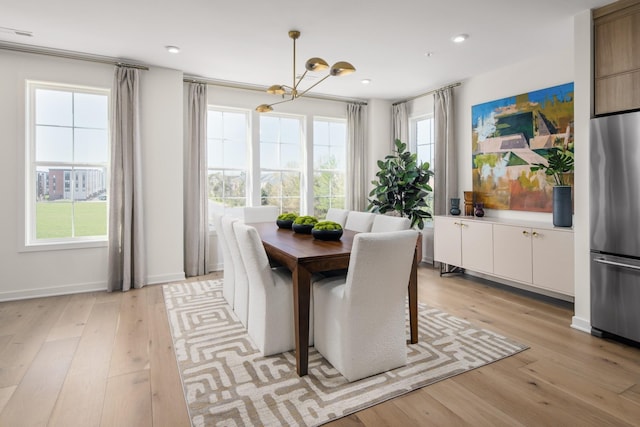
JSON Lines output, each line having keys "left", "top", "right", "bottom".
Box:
{"left": 206, "top": 108, "right": 249, "bottom": 216}
{"left": 27, "top": 81, "right": 109, "bottom": 243}
{"left": 410, "top": 114, "right": 435, "bottom": 217}
{"left": 313, "top": 118, "right": 346, "bottom": 218}
{"left": 259, "top": 115, "right": 303, "bottom": 214}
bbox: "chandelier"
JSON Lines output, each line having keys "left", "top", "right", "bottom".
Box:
{"left": 256, "top": 30, "right": 356, "bottom": 113}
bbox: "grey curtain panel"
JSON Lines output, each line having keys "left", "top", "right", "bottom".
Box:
{"left": 434, "top": 87, "right": 457, "bottom": 216}
{"left": 108, "top": 66, "right": 146, "bottom": 292}
{"left": 392, "top": 102, "right": 408, "bottom": 149}
{"left": 346, "top": 103, "right": 367, "bottom": 211}
{"left": 184, "top": 82, "right": 209, "bottom": 277}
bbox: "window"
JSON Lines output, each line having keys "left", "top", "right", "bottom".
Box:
{"left": 313, "top": 118, "right": 346, "bottom": 218}
{"left": 206, "top": 108, "right": 249, "bottom": 216}
{"left": 410, "top": 115, "right": 435, "bottom": 216}
{"left": 27, "top": 82, "right": 109, "bottom": 244}
{"left": 260, "top": 115, "right": 303, "bottom": 213}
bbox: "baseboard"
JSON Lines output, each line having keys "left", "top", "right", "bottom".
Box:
{"left": 208, "top": 262, "right": 224, "bottom": 273}
{"left": 147, "top": 272, "right": 186, "bottom": 285}
{"left": 571, "top": 316, "right": 591, "bottom": 334}
{"left": 0, "top": 281, "right": 107, "bottom": 302}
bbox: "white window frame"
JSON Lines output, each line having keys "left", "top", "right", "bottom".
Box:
{"left": 312, "top": 116, "right": 347, "bottom": 217}
{"left": 409, "top": 113, "right": 435, "bottom": 221}
{"left": 258, "top": 112, "right": 306, "bottom": 214}
{"left": 206, "top": 106, "right": 251, "bottom": 218}
{"left": 24, "top": 81, "right": 110, "bottom": 251}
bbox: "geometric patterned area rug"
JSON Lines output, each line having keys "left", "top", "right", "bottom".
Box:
{"left": 163, "top": 279, "right": 528, "bottom": 427}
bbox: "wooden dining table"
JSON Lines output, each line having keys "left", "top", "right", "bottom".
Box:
{"left": 249, "top": 222, "right": 419, "bottom": 376}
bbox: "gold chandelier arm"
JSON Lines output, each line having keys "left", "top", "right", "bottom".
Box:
{"left": 269, "top": 96, "right": 297, "bottom": 109}
{"left": 296, "top": 74, "right": 331, "bottom": 98}
{"left": 293, "top": 69, "right": 309, "bottom": 92}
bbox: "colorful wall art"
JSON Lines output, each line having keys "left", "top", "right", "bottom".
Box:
{"left": 471, "top": 82, "right": 574, "bottom": 212}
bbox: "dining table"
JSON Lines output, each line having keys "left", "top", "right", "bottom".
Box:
{"left": 249, "top": 222, "right": 419, "bottom": 376}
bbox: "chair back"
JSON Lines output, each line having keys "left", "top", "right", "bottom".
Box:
{"left": 325, "top": 208, "right": 349, "bottom": 227}
{"left": 344, "top": 211, "right": 375, "bottom": 232}
{"left": 342, "top": 230, "right": 418, "bottom": 335}
{"left": 242, "top": 206, "right": 279, "bottom": 223}
{"left": 213, "top": 213, "right": 235, "bottom": 306}
{"left": 371, "top": 215, "right": 411, "bottom": 232}
{"left": 221, "top": 215, "right": 250, "bottom": 326}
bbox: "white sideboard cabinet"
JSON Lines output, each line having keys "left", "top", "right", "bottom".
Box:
{"left": 434, "top": 216, "right": 574, "bottom": 297}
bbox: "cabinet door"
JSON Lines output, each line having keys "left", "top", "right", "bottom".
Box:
{"left": 434, "top": 216, "right": 462, "bottom": 266}
{"left": 461, "top": 221, "right": 493, "bottom": 274}
{"left": 532, "top": 229, "right": 574, "bottom": 296}
{"left": 493, "top": 224, "right": 532, "bottom": 283}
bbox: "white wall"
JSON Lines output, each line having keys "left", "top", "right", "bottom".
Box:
{"left": 366, "top": 98, "right": 392, "bottom": 201}
{"left": 0, "top": 50, "right": 185, "bottom": 300}
{"left": 452, "top": 16, "right": 592, "bottom": 330}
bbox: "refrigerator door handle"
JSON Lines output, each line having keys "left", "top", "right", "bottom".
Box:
{"left": 594, "top": 257, "right": 640, "bottom": 271}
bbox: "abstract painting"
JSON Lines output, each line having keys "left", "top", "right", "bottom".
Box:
{"left": 471, "top": 82, "right": 574, "bottom": 212}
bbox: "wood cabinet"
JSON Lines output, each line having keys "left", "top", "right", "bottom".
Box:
{"left": 594, "top": 0, "right": 640, "bottom": 115}
{"left": 434, "top": 216, "right": 493, "bottom": 275}
{"left": 434, "top": 216, "right": 574, "bottom": 298}
{"left": 493, "top": 224, "right": 574, "bottom": 296}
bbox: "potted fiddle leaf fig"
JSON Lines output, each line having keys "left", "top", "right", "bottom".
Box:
{"left": 368, "top": 139, "right": 434, "bottom": 230}
{"left": 530, "top": 147, "right": 574, "bottom": 227}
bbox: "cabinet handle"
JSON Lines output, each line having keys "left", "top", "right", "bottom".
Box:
{"left": 532, "top": 231, "right": 539, "bottom": 237}
{"left": 522, "top": 230, "right": 529, "bottom": 236}
{"left": 453, "top": 222, "right": 459, "bottom": 226}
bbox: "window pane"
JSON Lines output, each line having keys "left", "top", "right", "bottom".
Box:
{"left": 74, "top": 128, "right": 108, "bottom": 163}
{"left": 35, "top": 89, "right": 72, "bottom": 126}
{"left": 207, "top": 111, "right": 223, "bottom": 139}
{"left": 74, "top": 93, "right": 108, "bottom": 129}
{"left": 281, "top": 172, "right": 300, "bottom": 197}
{"left": 261, "top": 171, "right": 281, "bottom": 198}
{"left": 208, "top": 170, "right": 224, "bottom": 201}
{"left": 225, "top": 112, "right": 246, "bottom": 141}
{"left": 314, "top": 145, "right": 330, "bottom": 169}
{"left": 74, "top": 200, "right": 107, "bottom": 236}
{"left": 329, "top": 122, "right": 346, "bottom": 146}
{"left": 314, "top": 121, "right": 329, "bottom": 143}
{"left": 280, "top": 144, "right": 300, "bottom": 169}
{"left": 313, "top": 171, "right": 331, "bottom": 197}
{"left": 282, "top": 197, "right": 300, "bottom": 213}
{"left": 36, "top": 200, "right": 72, "bottom": 239}
{"left": 260, "top": 142, "right": 279, "bottom": 169}
{"left": 260, "top": 116, "right": 279, "bottom": 142}
{"left": 280, "top": 118, "right": 300, "bottom": 144}
{"left": 224, "top": 140, "right": 246, "bottom": 169}
{"left": 35, "top": 126, "right": 73, "bottom": 162}
{"left": 224, "top": 170, "right": 246, "bottom": 199}
{"left": 417, "top": 145, "right": 431, "bottom": 165}
{"left": 331, "top": 147, "right": 345, "bottom": 170}
{"left": 207, "top": 139, "right": 224, "bottom": 168}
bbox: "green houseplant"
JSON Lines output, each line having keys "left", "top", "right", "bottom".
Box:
{"left": 368, "top": 139, "right": 434, "bottom": 230}
{"left": 530, "top": 147, "right": 574, "bottom": 227}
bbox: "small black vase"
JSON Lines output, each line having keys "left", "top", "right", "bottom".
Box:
{"left": 450, "top": 198, "right": 461, "bottom": 216}
{"left": 474, "top": 202, "right": 485, "bottom": 217}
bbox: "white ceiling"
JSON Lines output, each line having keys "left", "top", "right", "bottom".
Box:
{"left": 1, "top": 0, "right": 614, "bottom": 101}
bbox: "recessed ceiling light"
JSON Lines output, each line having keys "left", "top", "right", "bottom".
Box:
{"left": 452, "top": 34, "right": 468, "bottom": 43}
{"left": 361, "top": 79, "right": 371, "bottom": 85}
{"left": 424, "top": 52, "right": 434, "bottom": 57}
{"left": 165, "top": 45, "right": 180, "bottom": 54}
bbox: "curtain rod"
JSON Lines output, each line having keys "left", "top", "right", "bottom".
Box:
{"left": 392, "top": 82, "right": 461, "bottom": 106}
{"left": 0, "top": 41, "right": 149, "bottom": 70}
{"left": 184, "top": 75, "right": 368, "bottom": 105}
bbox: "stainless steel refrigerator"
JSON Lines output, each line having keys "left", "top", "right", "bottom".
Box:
{"left": 590, "top": 111, "right": 640, "bottom": 343}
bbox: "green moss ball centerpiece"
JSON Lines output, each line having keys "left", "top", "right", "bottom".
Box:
{"left": 276, "top": 212, "right": 298, "bottom": 229}
{"left": 312, "top": 220, "right": 344, "bottom": 241}
{"left": 292, "top": 215, "right": 318, "bottom": 234}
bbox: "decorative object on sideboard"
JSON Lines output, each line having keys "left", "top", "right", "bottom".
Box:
{"left": 450, "top": 198, "right": 461, "bottom": 216}
{"left": 530, "top": 147, "right": 574, "bottom": 227}
{"left": 463, "top": 191, "right": 475, "bottom": 216}
{"left": 474, "top": 203, "right": 485, "bottom": 217}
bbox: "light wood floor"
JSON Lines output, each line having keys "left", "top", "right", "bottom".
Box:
{"left": 0, "top": 266, "right": 639, "bottom": 426}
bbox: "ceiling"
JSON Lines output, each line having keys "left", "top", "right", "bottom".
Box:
{"left": 1, "top": 0, "right": 614, "bottom": 101}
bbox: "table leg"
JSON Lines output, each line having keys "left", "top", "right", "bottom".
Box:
{"left": 292, "top": 265, "right": 311, "bottom": 376}
{"left": 409, "top": 249, "right": 418, "bottom": 344}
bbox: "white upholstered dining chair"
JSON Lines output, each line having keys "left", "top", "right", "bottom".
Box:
{"left": 221, "top": 215, "right": 250, "bottom": 327}
{"left": 370, "top": 215, "right": 411, "bottom": 232}
{"left": 325, "top": 208, "right": 349, "bottom": 227}
{"left": 344, "top": 211, "right": 375, "bottom": 232}
{"left": 233, "top": 222, "right": 313, "bottom": 356}
{"left": 242, "top": 206, "right": 279, "bottom": 223}
{"left": 313, "top": 230, "right": 418, "bottom": 382}
{"left": 213, "top": 213, "right": 235, "bottom": 307}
